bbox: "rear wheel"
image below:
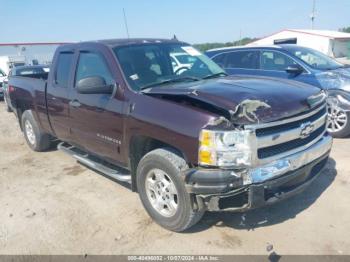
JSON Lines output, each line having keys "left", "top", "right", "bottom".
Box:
{"left": 4, "top": 96, "right": 12, "bottom": 112}
{"left": 136, "top": 148, "right": 204, "bottom": 232}
{"left": 327, "top": 105, "right": 350, "bottom": 138}
{"left": 21, "top": 110, "right": 52, "bottom": 151}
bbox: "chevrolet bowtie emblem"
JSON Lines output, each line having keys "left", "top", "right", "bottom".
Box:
{"left": 300, "top": 122, "right": 315, "bottom": 139}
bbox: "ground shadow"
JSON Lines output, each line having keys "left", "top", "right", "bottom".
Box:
{"left": 188, "top": 158, "right": 337, "bottom": 233}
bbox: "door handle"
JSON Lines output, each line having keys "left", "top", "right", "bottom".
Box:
{"left": 69, "top": 100, "right": 81, "bottom": 108}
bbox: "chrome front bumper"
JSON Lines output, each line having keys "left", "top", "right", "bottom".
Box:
{"left": 247, "top": 134, "right": 332, "bottom": 184}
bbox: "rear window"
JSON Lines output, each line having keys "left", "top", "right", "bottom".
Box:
{"left": 55, "top": 52, "right": 74, "bottom": 87}
{"left": 16, "top": 67, "right": 45, "bottom": 76}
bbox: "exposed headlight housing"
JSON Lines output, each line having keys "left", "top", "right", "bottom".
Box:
{"left": 198, "top": 129, "right": 252, "bottom": 168}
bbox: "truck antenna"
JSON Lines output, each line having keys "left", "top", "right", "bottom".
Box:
{"left": 310, "top": 0, "right": 316, "bottom": 29}
{"left": 123, "top": 8, "right": 130, "bottom": 39}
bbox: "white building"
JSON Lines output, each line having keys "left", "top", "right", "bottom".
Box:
{"left": 0, "top": 42, "right": 69, "bottom": 74}
{"left": 248, "top": 29, "right": 350, "bottom": 64}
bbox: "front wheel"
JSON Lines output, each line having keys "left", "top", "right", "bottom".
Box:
{"left": 327, "top": 105, "right": 350, "bottom": 138}
{"left": 136, "top": 148, "right": 204, "bottom": 232}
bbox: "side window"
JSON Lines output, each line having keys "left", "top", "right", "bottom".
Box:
{"left": 55, "top": 52, "right": 74, "bottom": 87}
{"left": 222, "top": 51, "right": 259, "bottom": 69}
{"left": 260, "top": 51, "right": 297, "bottom": 71}
{"left": 75, "top": 52, "right": 114, "bottom": 86}
{"left": 212, "top": 53, "right": 225, "bottom": 68}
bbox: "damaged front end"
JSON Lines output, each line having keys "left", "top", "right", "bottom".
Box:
{"left": 186, "top": 98, "right": 332, "bottom": 212}
{"left": 144, "top": 78, "right": 332, "bottom": 212}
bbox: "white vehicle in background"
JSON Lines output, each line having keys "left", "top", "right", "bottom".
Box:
{"left": 170, "top": 52, "right": 196, "bottom": 74}
{"left": 0, "top": 68, "right": 6, "bottom": 100}
{"left": 0, "top": 55, "right": 26, "bottom": 75}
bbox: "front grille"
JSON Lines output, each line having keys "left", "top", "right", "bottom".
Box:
{"left": 256, "top": 106, "right": 326, "bottom": 137}
{"left": 254, "top": 103, "right": 327, "bottom": 160}
{"left": 258, "top": 124, "right": 326, "bottom": 159}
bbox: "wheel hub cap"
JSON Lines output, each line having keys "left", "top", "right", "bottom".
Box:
{"left": 25, "top": 120, "right": 36, "bottom": 145}
{"left": 327, "top": 106, "right": 348, "bottom": 133}
{"left": 145, "top": 168, "right": 178, "bottom": 217}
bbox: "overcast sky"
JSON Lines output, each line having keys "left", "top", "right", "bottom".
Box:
{"left": 1, "top": 0, "right": 349, "bottom": 44}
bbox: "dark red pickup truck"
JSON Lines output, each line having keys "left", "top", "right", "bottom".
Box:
{"left": 8, "top": 38, "right": 332, "bottom": 231}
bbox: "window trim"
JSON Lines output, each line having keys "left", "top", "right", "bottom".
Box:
{"left": 54, "top": 51, "right": 74, "bottom": 88}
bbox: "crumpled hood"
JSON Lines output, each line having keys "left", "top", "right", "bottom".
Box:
{"left": 144, "top": 76, "right": 325, "bottom": 124}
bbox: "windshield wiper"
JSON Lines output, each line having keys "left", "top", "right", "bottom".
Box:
{"left": 202, "top": 72, "right": 228, "bottom": 79}
{"left": 140, "top": 77, "right": 201, "bottom": 90}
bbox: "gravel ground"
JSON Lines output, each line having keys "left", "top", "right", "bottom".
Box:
{"left": 0, "top": 102, "right": 349, "bottom": 255}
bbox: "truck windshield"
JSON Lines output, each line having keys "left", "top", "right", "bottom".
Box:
{"left": 114, "top": 43, "right": 225, "bottom": 91}
{"left": 284, "top": 45, "right": 344, "bottom": 70}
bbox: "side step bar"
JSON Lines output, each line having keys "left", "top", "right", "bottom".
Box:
{"left": 58, "top": 142, "right": 131, "bottom": 183}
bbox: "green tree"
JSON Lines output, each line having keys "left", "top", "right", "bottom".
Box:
{"left": 339, "top": 27, "right": 350, "bottom": 33}
{"left": 193, "top": 37, "right": 259, "bottom": 52}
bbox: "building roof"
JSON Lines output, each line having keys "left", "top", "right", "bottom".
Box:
{"left": 257, "top": 29, "right": 350, "bottom": 41}
{"left": 0, "top": 42, "right": 71, "bottom": 47}
{"left": 286, "top": 29, "right": 350, "bottom": 39}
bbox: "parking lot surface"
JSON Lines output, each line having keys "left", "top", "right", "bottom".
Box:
{"left": 0, "top": 102, "right": 349, "bottom": 255}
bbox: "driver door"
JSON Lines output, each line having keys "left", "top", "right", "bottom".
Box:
{"left": 68, "top": 48, "right": 125, "bottom": 164}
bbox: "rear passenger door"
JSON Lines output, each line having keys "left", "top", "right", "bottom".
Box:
{"left": 68, "top": 47, "right": 125, "bottom": 164}
{"left": 46, "top": 50, "right": 75, "bottom": 142}
{"left": 212, "top": 50, "right": 260, "bottom": 76}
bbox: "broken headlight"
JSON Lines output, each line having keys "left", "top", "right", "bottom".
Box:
{"left": 198, "top": 129, "right": 252, "bottom": 168}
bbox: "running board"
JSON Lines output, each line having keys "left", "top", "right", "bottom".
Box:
{"left": 58, "top": 142, "right": 131, "bottom": 183}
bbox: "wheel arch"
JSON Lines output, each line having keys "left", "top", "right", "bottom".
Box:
{"left": 128, "top": 135, "right": 190, "bottom": 192}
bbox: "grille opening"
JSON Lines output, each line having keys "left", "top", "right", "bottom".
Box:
{"left": 218, "top": 191, "right": 249, "bottom": 209}
{"left": 258, "top": 124, "right": 326, "bottom": 159}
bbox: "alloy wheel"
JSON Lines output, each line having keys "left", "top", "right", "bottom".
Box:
{"left": 145, "top": 168, "right": 178, "bottom": 217}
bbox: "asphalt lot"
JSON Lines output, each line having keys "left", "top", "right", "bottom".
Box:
{"left": 0, "top": 102, "right": 349, "bottom": 255}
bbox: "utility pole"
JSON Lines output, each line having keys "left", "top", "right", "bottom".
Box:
{"left": 310, "top": 0, "right": 316, "bottom": 29}
{"left": 239, "top": 30, "right": 242, "bottom": 46}
{"left": 123, "top": 8, "right": 130, "bottom": 39}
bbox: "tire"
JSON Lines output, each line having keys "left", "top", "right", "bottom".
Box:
{"left": 327, "top": 107, "right": 350, "bottom": 138}
{"left": 21, "top": 110, "right": 52, "bottom": 151}
{"left": 4, "top": 96, "right": 12, "bottom": 112}
{"left": 136, "top": 148, "right": 204, "bottom": 232}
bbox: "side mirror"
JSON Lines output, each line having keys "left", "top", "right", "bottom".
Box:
{"left": 285, "top": 65, "right": 304, "bottom": 75}
{"left": 76, "top": 76, "right": 113, "bottom": 94}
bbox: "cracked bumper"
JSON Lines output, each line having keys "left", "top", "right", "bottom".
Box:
{"left": 184, "top": 134, "right": 332, "bottom": 211}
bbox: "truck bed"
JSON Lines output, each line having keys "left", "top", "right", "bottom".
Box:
{"left": 9, "top": 75, "right": 50, "bottom": 133}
